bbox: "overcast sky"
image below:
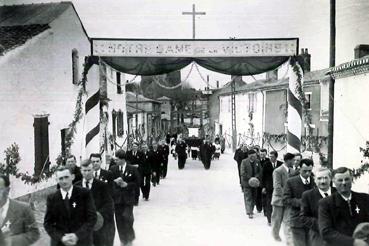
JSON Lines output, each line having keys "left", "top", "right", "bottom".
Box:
{"left": 4, "top": 0, "right": 369, "bottom": 88}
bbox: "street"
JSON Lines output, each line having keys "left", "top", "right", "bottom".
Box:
{"left": 128, "top": 151, "right": 281, "bottom": 246}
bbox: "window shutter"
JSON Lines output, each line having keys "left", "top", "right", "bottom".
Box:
{"left": 117, "top": 110, "right": 124, "bottom": 137}
{"left": 116, "top": 72, "right": 122, "bottom": 94}
{"left": 34, "top": 115, "right": 50, "bottom": 176}
{"left": 72, "top": 49, "right": 79, "bottom": 84}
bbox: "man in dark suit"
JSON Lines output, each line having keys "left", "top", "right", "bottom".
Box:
{"left": 66, "top": 155, "right": 83, "bottom": 184}
{"left": 234, "top": 144, "right": 248, "bottom": 186}
{"left": 240, "top": 149, "right": 263, "bottom": 219}
{"left": 175, "top": 139, "right": 188, "bottom": 169}
{"left": 258, "top": 149, "right": 270, "bottom": 215}
{"left": 261, "top": 150, "right": 282, "bottom": 226}
{"left": 159, "top": 140, "right": 170, "bottom": 179}
{"left": 44, "top": 166, "right": 97, "bottom": 246}
{"left": 125, "top": 142, "right": 142, "bottom": 205}
{"left": 138, "top": 143, "right": 152, "bottom": 200}
{"left": 319, "top": 167, "right": 369, "bottom": 246}
{"left": 0, "top": 174, "right": 39, "bottom": 246}
{"left": 271, "top": 152, "right": 295, "bottom": 243}
{"left": 76, "top": 159, "right": 115, "bottom": 246}
{"left": 110, "top": 150, "right": 140, "bottom": 246}
{"left": 200, "top": 138, "right": 215, "bottom": 170}
{"left": 89, "top": 153, "right": 113, "bottom": 183}
{"left": 151, "top": 141, "right": 163, "bottom": 186}
{"left": 283, "top": 158, "right": 315, "bottom": 246}
{"left": 300, "top": 167, "right": 335, "bottom": 246}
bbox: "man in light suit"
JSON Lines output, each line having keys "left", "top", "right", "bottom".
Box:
{"left": 300, "top": 167, "right": 335, "bottom": 246}
{"left": 240, "top": 149, "right": 262, "bottom": 219}
{"left": 319, "top": 167, "right": 369, "bottom": 246}
{"left": 283, "top": 158, "right": 315, "bottom": 246}
{"left": 0, "top": 174, "right": 39, "bottom": 246}
{"left": 271, "top": 152, "right": 295, "bottom": 243}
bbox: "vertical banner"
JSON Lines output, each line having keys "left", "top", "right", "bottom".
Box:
{"left": 287, "top": 58, "right": 303, "bottom": 154}
{"left": 83, "top": 62, "right": 100, "bottom": 159}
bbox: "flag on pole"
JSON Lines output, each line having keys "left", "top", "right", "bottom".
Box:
{"left": 287, "top": 58, "right": 304, "bottom": 154}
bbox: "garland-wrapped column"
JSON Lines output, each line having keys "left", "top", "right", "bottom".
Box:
{"left": 83, "top": 60, "right": 101, "bottom": 158}
{"left": 287, "top": 57, "right": 304, "bottom": 154}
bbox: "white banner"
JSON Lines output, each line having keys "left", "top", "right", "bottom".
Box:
{"left": 92, "top": 39, "right": 298, "bottom": 57}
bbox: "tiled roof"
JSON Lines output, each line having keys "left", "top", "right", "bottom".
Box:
{"left": 217, "top": 68, "right": 329, "bottom": 96}
{"left": 126, "top": 91, "right": 161, "bottom": 103}
{"left": 0, "top": 2, "right": 71, "bottom": 27}
{"left": 329, "top": 56, "right": 369, "bottom": 79}
{"left": 0, "top": 24, "right": 49, "bottom": 55}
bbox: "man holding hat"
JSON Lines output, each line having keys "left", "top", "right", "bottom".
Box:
{"left": 110, "top": 150, "right": 140, "bottom": 246}
{"left": 76, "top": 159, "right": 115, "bottom": 246}
{"left": 240, "top": 149, "right": 263, "bottom": 219}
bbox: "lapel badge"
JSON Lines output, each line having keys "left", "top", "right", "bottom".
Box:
{"left": 72, "top": 202, "right": 77, "bottom": 208}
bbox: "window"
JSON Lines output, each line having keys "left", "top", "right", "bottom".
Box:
{"left": 34, "top": 114, "right": 50, "bottom": 176}
{"left": 72, "top": 49, "right": 79, "bottom": 84}
{"left": 305, "top": 92, "right": 312, "bottom": 110}
{"left": 116, "top": 72, "right": 122, "bottom": 94}
{"left": 112, "top": 110, "right": 117, "bottom": 139}
{"left": 248, "top": 92, "right": 257, "bottom": 112}
{"left": 117, "top": 110, "right": 124, "bottom": 137}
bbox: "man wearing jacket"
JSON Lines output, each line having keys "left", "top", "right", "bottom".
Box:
{"left": 240, "top": 149, "right": 262, "bottom": 219}
{"left": 283, "top": 158, "right": 315, "bottom": 246}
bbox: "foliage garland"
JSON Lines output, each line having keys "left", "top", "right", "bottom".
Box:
{"left": 353, "top": 142, "right": 369, "bottom": 180}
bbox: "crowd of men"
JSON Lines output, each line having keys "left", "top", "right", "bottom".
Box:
{"left": 234, "top": 144, "right": 369, "bottom": 246}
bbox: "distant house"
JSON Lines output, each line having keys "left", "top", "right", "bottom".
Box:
{"left": 126, "top": 92, "right": 162, "bottom": 142}
{"left": 211, "top": 57, "right": 330, "bottom": 154}
{"left": 329, "top": 46, "right": 369, "bottom": 192}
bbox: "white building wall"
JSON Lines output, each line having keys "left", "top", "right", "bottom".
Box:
{"left": 0, "top": 6, "right": 94, "bottom": 173}
{"left": 219, "top": 91, "right": 263, "bottom": 147}
{"left": 334, "top": 72, "right": 369, "bottom": 193}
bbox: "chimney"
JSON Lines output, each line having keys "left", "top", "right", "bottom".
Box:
{"left": 297, "top": 48, "right": 311, "bottom": 72}
{"left": 231, "top": 75, "right": 242, "bottom": 83}
{"left": 354, "top": 44, "right": 369, "bottom": 59}
{"left": 266, "top": 69, "right": 278, "bottom": 81}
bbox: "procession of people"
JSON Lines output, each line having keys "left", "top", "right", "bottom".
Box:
{"left": 234, "top": 143, "right": 369, "bottom": 246}
{"left": 0, "top": 134, "right": 368, "bottom": 246}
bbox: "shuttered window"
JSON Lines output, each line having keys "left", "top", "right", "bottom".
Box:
{"left": 117, "top": 110, "right": 124, "bottom": 137}
{"left": 34, "top": 115, "right": 50, "bottom": 176}
{"left": 72, "top": 49, "right": 79, "bottom": 84}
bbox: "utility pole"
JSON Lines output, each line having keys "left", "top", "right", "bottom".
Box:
{"left": 231, "top": 77, "right": 237, "bottom": 151}
{"left": 182, "top": 4, "right": 206, "bottom": 39}
{"left": 328, "top": 0, "right": 336, "bottom": 169}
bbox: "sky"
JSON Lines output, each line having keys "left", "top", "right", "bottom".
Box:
{"left": 3, "top": 0, "right": 369, "bottom": 89}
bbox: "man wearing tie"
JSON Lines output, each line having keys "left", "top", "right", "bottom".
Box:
{"left": 283, "top": 158, "right": 315, "bottom": 246}
{"left": 0, "top": 174, "right": 39, "bottom": 246}
{"left": 319, "top": 167, "right": 369, "bottom": 246}
{"left": 125, "top": 143, "right": 142, "bottom": 205}
{"left": 261, "top": 150, "right": 282, "bottom": 226}
{"left": 110, "top": 150, "right": 140, "bottom": 246}
{"left": 76, "top": 160, "right": 115, "bottom": 246}
{"left": 89, "top": 153, "right": 113, "bottom": 183}
{"left": 271, "top": 153, "right": 295, "bottom": 243}
{"left": 44, "top": 166, "right": 97, "bottom": 246}
{"left": 158, "top": 140, "right": 170, "bottom": 179}
{"left": 300, "top": 167, "right": 335, "bottom": 246}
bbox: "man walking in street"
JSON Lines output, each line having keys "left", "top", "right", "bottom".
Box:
{"left": 271, "top": 152, "right": 295, "bottom": 243}
{"left": 159, "top": 140, "right": 170, "bottom": 178}
{"left": 175, "top": 139, "right": 188, "bottom": 169}
{"left": 300, "top": 167, "right": 335, "bottom": 246}
{"left": 110, "top": 150, "right": 140, "bottom": 246}
{"left": 44, "top": 166, "right": 97, "bottom": 246}
{"left": 283, "top": 158, "right": 315, "bottom": 246}
{"left": 138, "top": 143, "right": 152, "bottom": 200}
{"left": 234, "top": 144, "right": 248, "bottom": 186}
{"left": 240, "top": 149, "right": 262, "bottom": 219}
{"left": 76, "top": 160, "right": 115, "bottom": 246}
{"left": 319, "top": 167, "right": 369, "bottom": 246}
{"left": 151, "top": 141, "right": 163, "bottom": 186}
